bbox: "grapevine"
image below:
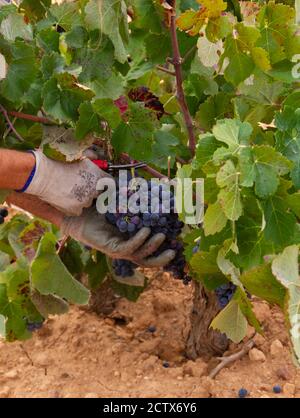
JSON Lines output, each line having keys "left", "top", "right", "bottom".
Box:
{"left": 0, "top": 0, "right": 297, "bottom": 369}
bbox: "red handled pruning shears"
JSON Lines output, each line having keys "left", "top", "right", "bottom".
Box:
{"left": 92, "top": 160, "right": 147, "bottom": 173}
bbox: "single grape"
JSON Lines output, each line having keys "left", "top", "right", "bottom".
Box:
{"left": 148, "top": 326, "right": 156, "bottom": 333}
{"left": 238, "top": 388, "right": 248, "bottom": 398}
{"left": 273, "top": 385, "right": 282, "bottom": 394}
{"left": 128, "top": 223, "right": 136, "bottom": 233}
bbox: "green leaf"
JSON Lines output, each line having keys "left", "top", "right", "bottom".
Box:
{"left": 87, "top": 72, "right": 125, "bottom": 100}
{"left": 1, "top": 41, "right": 38, "bottom": 104}
{"left": 195, "top": 93, "right": 233, "bottom": 131}
{"left": 240, "top": 264, "right": 286, "bottom": 307}
{"left": 213, "top": 118, "right": 253, "bottom": 150}
{"left": 234, "top": 288, "right": 262, "bottom": 334}
{"left": 216, "top": 160, "right": 243, "bottom": 221}
{"left": 252, "top": 145, "right": 291, "bottom": 199}
{"left": 75, "top": 101, "right": 101, "bottom": 140}
{"left": 59, "top": 239, "right": 85, "bottom": 277}
{"left": 65, "top": 26, "right": 89, "bottom": 49}
{"left": 130, "top": 0, "right": 164, "bottom": 34}
{"left": 49, "top": 2, "right": 82, "bottom": 31}
{"left": 112, "top": 102, "right": 157, "bottom": 161}
{"left": 20, "top": 0, "right": 51, "bottom": 21}
{"left": 151, "top": 131, "right": 179, "bottom": 169}
{"left": 210, "top": 299, "right": 247, "bottom": 344}
{"left": 43, "top": 76, "right": 93, "bottom": 122}
{"left": 85, "top": 0, "right": 129, "bottom": 63}
{"left": 85, "top": 252, "right": 109, "bottom": 290}
{"left": 31, "top": 290, "right": 69, "bottom": 318}
{"left": 31, "top": 233, "right": 90, "bottom": 305}
{"left": 0, "top": 260, "right": 40, "bottom": 341}
{"left": 262, "top": 195, "right": 297, "bottom": 248}
{"left": 41, "top": 52, "right": 65, "bottom": 79}
{"left": 93, "top": 98, "right": 122, "bottom": 129}
{"left": 190, "top": 245, "right": 226, "bottom": 289}
{"left": 0, "top": 13, "right": 33, "bottom": 41}
{"left": 78, "top": 43, "right": 114, "bottom": 83}
{"left": 224, "top": 51, "right": 255, "bottom": 86}
{"left": 217, "top": 239, "right": 240, "bottom": 286}
{"left": 36, "top": 28, "right": 60, "bottom": 53}
{"left": 271, "top": 246, "right": 300, "bottom": 364}
{"left": 203, "top": 201, "right": 227, "bottom": 236}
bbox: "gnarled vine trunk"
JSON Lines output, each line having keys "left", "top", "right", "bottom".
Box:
{"left": 88, "top": 279, "right": 120, "bottom": 316}
{"left": 186, "top": 282, "right": 229, "bottom": 360}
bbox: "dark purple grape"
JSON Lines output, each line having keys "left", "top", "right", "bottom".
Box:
{"left": 105, "top": 174, "right": 191, "bottom": 283}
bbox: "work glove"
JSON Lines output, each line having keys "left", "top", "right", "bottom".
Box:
{"left": 61, "top": 207, "right": 176, "bottom": 267}
{"left": 24, "top": 150, "right": 110, "bottom": 216}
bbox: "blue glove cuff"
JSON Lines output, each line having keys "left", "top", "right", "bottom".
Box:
{"left": 16, "top": 151, "right": 37, "bottom": 193}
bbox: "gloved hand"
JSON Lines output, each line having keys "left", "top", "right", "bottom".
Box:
{"left": 61, "top": 207, "right": 176, "bottom": 267}
{"left": 24, "top": 150, "right": 110, "bottom": 216}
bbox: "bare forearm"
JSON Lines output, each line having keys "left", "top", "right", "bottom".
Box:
{"left": 0, "top": 149, "right": 35, "bottom": 190}
{"left": 6, "top": 192, "right": 64, "bottom": 227}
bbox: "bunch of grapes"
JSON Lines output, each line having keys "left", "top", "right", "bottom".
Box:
{"left": 105, "top": 175, "right": 192, "bottom": 285}
{"left": 215, "top": 283, "right": 237, "bottom": 308}
{"left": 0, "top": 208, "right": 8, "bottom": 224}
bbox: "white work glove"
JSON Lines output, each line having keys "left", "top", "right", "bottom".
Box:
{"left": 24, "top": 150, "right": 110, "bottom": 216}
{"left": 61, "top": 207, "right": 176, "bottom": 267}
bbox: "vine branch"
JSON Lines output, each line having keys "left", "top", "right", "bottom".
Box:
{"left": 168, "top": 2, "right": 196, "bottom": 156}
{"left": 0, "top": 105, "right": 25, "bottom": 142}
{"left": 209, "top": 339, "right": 255, "bottom": 379}
{"left": 7, "top": 111, "right": 55, "bottom": 125}
{"left": 156, "top": 65, "right": 176, "bottom": 76}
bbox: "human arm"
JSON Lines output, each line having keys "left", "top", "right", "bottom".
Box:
{"left": 0, "top": 149, "right": 110, "bottom": 216}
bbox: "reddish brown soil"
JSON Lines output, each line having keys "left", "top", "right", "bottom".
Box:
{"left": 0, "top": 271, "right": 298, "bottom": 398}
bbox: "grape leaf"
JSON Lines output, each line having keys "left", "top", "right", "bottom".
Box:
{"left": 196, "top": 93, "right": 233, "bottom": 131}
{"left": 112, "top": 102, "right": 158, "bottom": 161}
{"left": 20, "top": 0, "right": 51, "bottom": 22}
{"left": 42, "top": 126, "right": 94, "bottom": 162}
{"left": 262, "top": 195, "right": 297, "bottom": 248}
{"left": 85, "top": 252, "right": 109, "bottom": 290}
{"left": 1, "top": 41, "right": 38, "bottom": 104}
{"left": 210, "top": 299, "right": 247, "bottom": 344}
{"left": 31, "top": 233, "right": 90, "bottom": 305}
{"left": 43, "top": 75, "right": 93, "bottom": 122}
{"left": 240, "top": 264, "right": 286, "bottom": 308}
{"left": 41, "top": 52, "right": 65, "bottom": 79}
{"left": 31, "top": 290, "right": 69, "bottom": 318}
{"left": 216, "top": 160, "right": 243, "bottom": 221}
{"left": 0, "top": 13, "right": 33, "bottom": 41}
{"left": 93, "top": 98, "right": 122, "bottom": 129}
{"left": 75, "top": 101, "right": 101, "bottom": 140}
{"left": 85, "top": 0, "right": 129, "bottom": 63}
{"left": 225, "top": 52, "right": 255, "bottom": 86}
{"left": 49, "top": 2, "right": 82, "bottom": 31}
{"left": 151, "top": 130, "right": 179, "bottom": 169}
{"left": 252, "top": 145, "right": 291, "bottom": 199}
{"left": 271, "top": 246, "right": 300, "bottom": 363}
{"left": 203, "top": 201, "right": 227, "bottom": 236}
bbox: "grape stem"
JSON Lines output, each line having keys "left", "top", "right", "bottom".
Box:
{"left": 156, "top": 65, "right": 176, "bottom": 76}
{"left": 169, "top": 2, "right": 196, "bottom": 157}
{"left": 209, "top": 338, "right": 255, "bottom": 379}
{"left": 0, "top": 105, "right": 25, "bottom": 142}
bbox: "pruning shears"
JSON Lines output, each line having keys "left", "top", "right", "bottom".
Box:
{"left": 92, "top": 160, "right": 147, "bottom": 173}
